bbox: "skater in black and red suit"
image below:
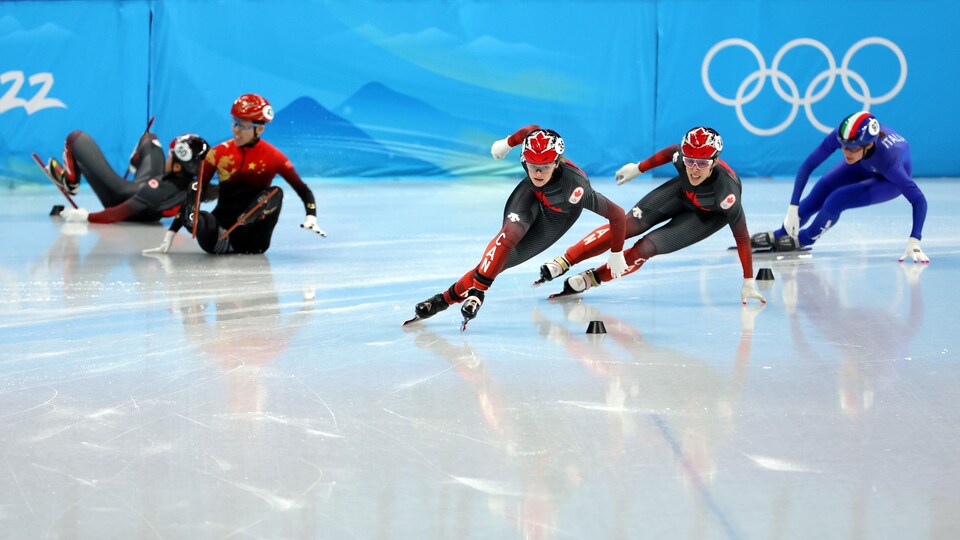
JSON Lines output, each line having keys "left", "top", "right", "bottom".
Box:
{"left": 145, "top": 93, "right": 326, "bottom": 255}
{"left": 46, "top": 129, "right": 207, "bottom": 224}
{"left": 408, "top": 125, "right": 629, "bottom": 328}
{"left": 539, "top": 126, "right": 766, "bottom": 304}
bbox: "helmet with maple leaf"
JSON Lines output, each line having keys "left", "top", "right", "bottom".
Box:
{"left": 680, "top": 126, "right": 723, "bottom": 159}
{"left": 521, "top": 129, "right": 564, "bottom": 165}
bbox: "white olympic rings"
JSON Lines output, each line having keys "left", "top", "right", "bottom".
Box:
{"left": 701, "top": 37, "right": 907, "bottom": 136}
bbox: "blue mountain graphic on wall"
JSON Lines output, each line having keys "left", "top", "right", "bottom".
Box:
{"left": 269, "top": 95, "right": 448, "bottom": 178}
{"left": 333, "top": 82, "right": 509, "bottom": 177}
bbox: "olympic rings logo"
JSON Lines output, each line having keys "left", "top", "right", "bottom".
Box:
{"left": 701, "top": 37, "right": 907, "bottom": 136}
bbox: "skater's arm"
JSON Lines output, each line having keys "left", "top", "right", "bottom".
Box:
{"left": 278, "top": 163, "right": 318, "bottom": 217}
{"left": 882, "top": 163, "right": 927, "bottom": 240}
{"left": 638, "top": 144, "right": 680, "bottom": 173}
{"left": 506, "top": 125, "right": 540, "bottom": 147}
{"left": 590, "top": 192, "right": 626, "bottom": 253}
{"left": 792, "top": 133, "right": 839, "bottom": 205}
{"left": 730, "top": 215, "right": 754, "bottom": 279}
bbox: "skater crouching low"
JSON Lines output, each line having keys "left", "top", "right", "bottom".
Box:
{"left": 406, "top": 124, "right": 628, "bottom": 330}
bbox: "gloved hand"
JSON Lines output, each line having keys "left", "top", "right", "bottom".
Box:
{"left": 741, "top": 278, "right": 766, "bottom": 304}
{"left": 490, "top": 138, "right": 512, "bottom": 160}
{"left": 783, "top": 204, "right": 800, "bottom": 239}
{"left": 615, "top": 163, "right": 641, "bottom": 185}
{"left": 59, "top": 207, "right": 89, "bottom": 222}
{"left": 300, "top": 215, "right": 327, "bottom": 237}
{"left": 607, "top": 250, "right": 628, "bottom": 278}
{"left": 142, "top": 230, "right": 176, "bottom": 254}
{"left": 899, "top": 237, "right": 929, "bottom": 263}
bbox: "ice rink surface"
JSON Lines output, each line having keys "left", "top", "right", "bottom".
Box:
{"left": 1, "top": 176, "right": 959, "bottom": 539}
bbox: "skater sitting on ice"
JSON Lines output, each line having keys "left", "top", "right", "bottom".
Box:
{"left": 751, "top": 111, "right": 929, "bottom": 263}
{"left": 408, "top": 125, "right": 628, "bottom": 330}
{"left": 43, "top": 128, "right": 209, "bottom": 225}
{"left": 144, "top": 93, "right": 325, "bottom": 255}
{"left": 538, "top": 126, "right": 765, "bottom": 305}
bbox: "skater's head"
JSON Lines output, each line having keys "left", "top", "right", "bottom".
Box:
{"left": 837, "top": 111, "right": 880, "bottom": 164}
{"left": 167, "top": 134, "right": 210, "bottom": 178}
{"left": 231, "top": 93, "right": 273, "bottom": 146}
{"left": 522, "top": 129, "right": 564, "bottom": 186}
{"left": 680, "top": 126, "right": 722, "bottom": 185}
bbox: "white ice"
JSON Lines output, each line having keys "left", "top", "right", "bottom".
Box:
{"left": 1, "top": 177, "right": 959, "bottom": 539}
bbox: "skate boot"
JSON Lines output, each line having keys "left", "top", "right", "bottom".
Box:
{"left": 550, "top": 269, "right": 599, "bottom": 299}
{"left": 47, "top": 157, "right": 79, "bottom": 196}
{"left": 460, "top": 288, "right": 485, "bottom": 331}
{"left": 773, "top": 234, "right": 799, "bottom": 252}
{"left": 750, "top": 231, "right": 774, "bottom": 250}
{"left": 415, "top": 293, "right": 449, "bottom": 319}
{"left": 403, "top": 293, "right": 450, "bottom": 326}
{"left": 535, "top": 256, "right": 571, "bottom": 286}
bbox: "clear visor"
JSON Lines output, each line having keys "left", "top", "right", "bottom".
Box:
{"left": 232, "top": 118, "right": 258, "bottom": 131}
{"left": 681, "top": 156, "right": 715, "bottom": 169}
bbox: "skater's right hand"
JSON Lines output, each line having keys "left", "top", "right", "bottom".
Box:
{"left": 782, "top": 204, "right": 800, "bottom": 239}
{"left": 615, "top": 163, "right": 641, "bottom": 185}
{"left": 741, "top": 278, "right": 766, "bottom": 305}
{"left": 143, "top": 230, "right": 175, "bottom": 254}
{"left": 490, "top": 138, "right": 512, "bottom": 160}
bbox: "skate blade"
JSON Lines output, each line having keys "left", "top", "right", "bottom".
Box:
{"left": 402, "top": 315, "right": 422, "bottom": 326}
{"left": 548, "top": 289, "right": 580, "bottom": 300}
{"left": 531, "top": 278, "right": 545, "bottom": 288}
{"left": 460, "top": 318, "right": 470, "bottom": 333}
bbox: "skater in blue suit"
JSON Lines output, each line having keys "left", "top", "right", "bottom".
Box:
{"left": 752, "top": 111, "right": 930, "bottom": 263}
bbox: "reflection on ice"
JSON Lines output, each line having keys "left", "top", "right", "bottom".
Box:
{"left": 0, "top": 179, "right": 958, "bottom": 539}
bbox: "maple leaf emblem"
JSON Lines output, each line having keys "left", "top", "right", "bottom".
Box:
{"left": 691, "top": 128, "right": 710, "bottom": 146}
{"left": 530, "top": 132, "right": 551, "bottom": 152}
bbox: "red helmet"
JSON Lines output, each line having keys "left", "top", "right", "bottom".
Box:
{"left": 521, "top": 129, "right": 564, "bottom": 165}
{"left": 231, "top": 93, "right": 274, "bottom": 123}
{"left": 680, "top": 126, "right": 723, "bottom": 159}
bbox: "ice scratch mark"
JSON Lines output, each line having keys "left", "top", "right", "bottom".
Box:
{"left": 5, "top": 454, "right": 34, "bottom": 515}
{"left": 450, "top": 476, "right": 522, "bottom": 497}
{"left": 0, "top": 388, "right": 58, "bottom": 420}
{"left": 293, "top": 378, "right": 340, "bottom": 433}
{"left": 175, "top": 413, "right": 212, "bottom": 429}
{"left": 32, "top": 463, "right": 97, "bottom": 488}
{"left": 392, "top": 364, "right": 456, "bottom": 392}
{"left": 261, "top": 414, "right": 343, "bottom": 438}
{"left": 743, "top": 453, "right": 821, "bottom": 473}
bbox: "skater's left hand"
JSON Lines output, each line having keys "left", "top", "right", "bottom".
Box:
{"left": 490, "top": 138, "right": 512, "bottom": 160}
{"left": 782, "top": 204, "right": 800, "bottom": 239}
{"left": 607, "top": 250, "right": 628, "bottom": 279}
{"left": 741, "top": 278, "right": 766, "bottom": 304}
{"left": 143, "top": 230, "right": 175, "bottom": 254}
{"left": 60, "top": 207, "right": 89, "bottom": 223}
{"left": 615, "top": 163, "right": 641, "bottom": 185}
{"left": 300, "top": 215, "right": 327, "bottom": 237}
{"left": 899, "top": 237, "right": 929, "bottom": 263}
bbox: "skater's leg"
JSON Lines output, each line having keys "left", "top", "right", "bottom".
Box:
{"left": 65, "top": 131, "right": 138, "bottom": 207}
{"left": 797, "top": 178, "right": 901, "bottom": 246}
